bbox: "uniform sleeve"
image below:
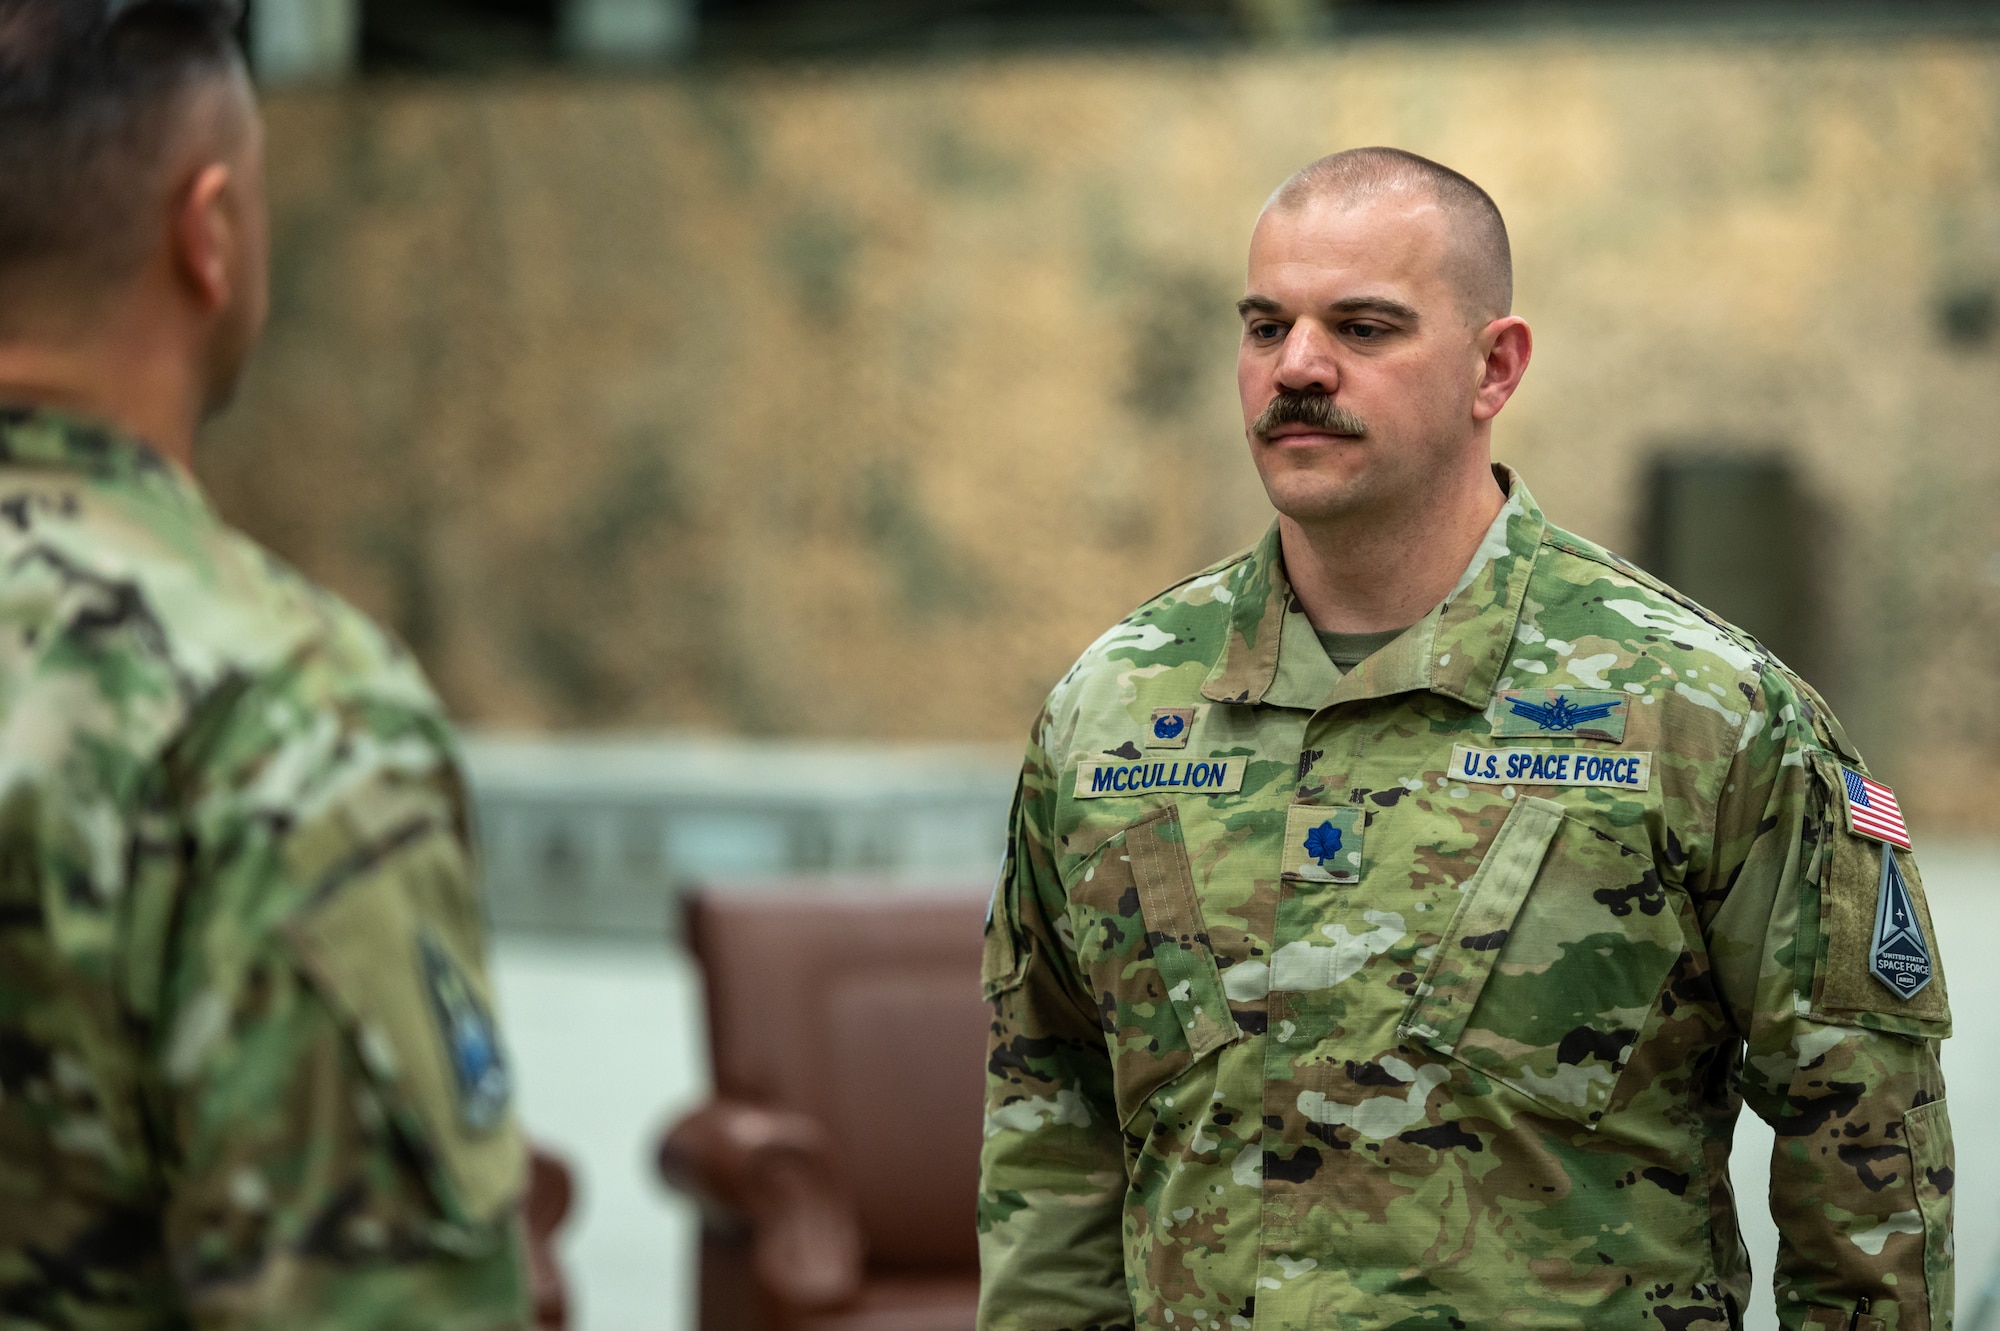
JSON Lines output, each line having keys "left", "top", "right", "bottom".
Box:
{"left": 1697, "top": 677, "right": 1953, "bottom": 1331}
{"left": 977, "top": 715, "right": 1133, "bottom": 1331}
{"left": 147, "top": 662, "right": 530, "bottom": 1331}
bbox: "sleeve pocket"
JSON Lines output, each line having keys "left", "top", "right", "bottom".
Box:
{"left": 982, "top": 787, "right": 1030, "bottom": 1001}
{"left": 282, "top": 826, "right": 527, "bottom": 1229}
{"left": 981, "top": 869, "right": 1026, "bottom": 1001}
{"left": 1906, "top": 1099, "right": 1954, "bottom": 1329}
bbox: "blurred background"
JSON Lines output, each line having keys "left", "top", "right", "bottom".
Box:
{"left": 199, "top": 1, "right": 2000, "bottom": 1327}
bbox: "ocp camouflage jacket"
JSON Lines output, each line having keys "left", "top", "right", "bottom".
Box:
{"left": 979, "top": 469, "right": 1952, "bottom": 1331}
{"left": 0, "top": 410, "right": 528, "bottom": 1329}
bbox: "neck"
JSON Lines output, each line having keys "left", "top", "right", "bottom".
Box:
{"left": 0, "top": 323, "right": 202, "bottom": 471}
{"left": 1279, "top": 455, "right": 1507, "bottom": 634}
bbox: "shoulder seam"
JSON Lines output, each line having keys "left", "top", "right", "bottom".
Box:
{"left": 1539, "top": 529, "right": 1779, "bottom": 672}
{"left": 1139, "top": 544, "right": 1258, "bottom": 611}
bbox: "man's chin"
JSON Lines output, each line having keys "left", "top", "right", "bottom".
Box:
{"left": 1259, "top": 475, "right": 1379, "bottom": 528}
{"left": 1251, "top": 438, "right": 1370, "bottom": 500}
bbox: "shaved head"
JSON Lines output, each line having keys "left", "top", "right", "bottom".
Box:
{"left": 1266, "top": 147, "right": 1511, "bottom": 324}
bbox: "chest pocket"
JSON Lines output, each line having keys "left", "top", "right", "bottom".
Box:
{"left": 1397, "top": 795, "right": 1685, "bottom": 1128}
{"left": 1067, "top": 803, "right": 1240, "bottom": 1127}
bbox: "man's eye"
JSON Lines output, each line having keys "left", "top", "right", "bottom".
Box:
{"left": 1250, "top": 322, "right": 1284, "bottom": 340}
{"left": 1346, "top": 323, "right": 1390, "bottom": 340}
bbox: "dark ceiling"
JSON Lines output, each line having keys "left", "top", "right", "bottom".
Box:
{"left": 354, "top": 0, "right": 2000, "bottom": 73}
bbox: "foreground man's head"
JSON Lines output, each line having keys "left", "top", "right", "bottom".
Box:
{"left": 1238, "top": 147, "right": 1531, "bottom": 534}
{"left": 0, "top": 0, "right": 266, "bottom": 464}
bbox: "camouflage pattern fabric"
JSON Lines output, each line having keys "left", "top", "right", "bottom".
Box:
{"left": 0, "top": 409, "right": 529, "bottom": 1329}
{"left": 979, "top": 467, "right": 1953, "bottom": 1331}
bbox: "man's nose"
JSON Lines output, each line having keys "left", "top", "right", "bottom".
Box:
{"left": 1274, "top": 322, "right": 1338, "bottom": 394}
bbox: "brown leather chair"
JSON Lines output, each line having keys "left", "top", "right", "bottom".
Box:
{"left": 526, "top": 1144, "right": 577, "bottom": 1330}
{"left": 657, "top": 887, "right": 989, "bottom": 1331}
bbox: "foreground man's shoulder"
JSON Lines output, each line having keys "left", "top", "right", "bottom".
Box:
{"left": 0, "top": 448, "right": 438, "bottom": 726}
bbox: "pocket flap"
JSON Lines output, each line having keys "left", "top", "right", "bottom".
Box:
{"left": 1399, "top": 796, "right": 1682, "bottom": 1128}
{"left": 1126, "top": 806, "right": 1239, "bottom": 1063}
{"left": 1400, "top": 796, "right": 1565, "bottom": 1054}
{"left": 1068, "top": 803, "right": 1240, "bottom": 1126}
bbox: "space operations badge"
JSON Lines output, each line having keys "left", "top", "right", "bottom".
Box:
{"left": 1493, "top": 689, "right": 1628, "bottom": 743}
{"left": 1868, "top": 847, "right": 1933, "bottom": 999}
{"left": 1074, "top": 757, "right": 1246, "bottom": 799}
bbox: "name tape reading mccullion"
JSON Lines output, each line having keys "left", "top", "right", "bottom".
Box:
{"left": 1073, "top": 758, "right": 1248, "bottom": 799}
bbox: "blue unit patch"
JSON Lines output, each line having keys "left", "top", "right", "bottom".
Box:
{"left": 1303, "top": 821, "right": 1343, "bottom": 864}
{"left": 1868, "top": 846, "right": 1933, "bottom": 1000}
{"left": 420, "top": 934, "right": 512, "bottom": 1132}
{"left": 1146, "top": 707, "right": 1194, "bottom": 749}
{"left": 1506, "top": 693, "right": 1622, "bottom": 733}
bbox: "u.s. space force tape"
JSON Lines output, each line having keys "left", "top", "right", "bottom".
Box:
{"left": 1449, "top": 744, "right": 1651, "bottom": 792}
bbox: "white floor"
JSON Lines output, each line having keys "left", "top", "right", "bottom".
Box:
{"left": 493, "top": 841, "right": 2000, "bottom": 1331}
{"left": 493, "top": 937, "right": 709, "bottom": 1331}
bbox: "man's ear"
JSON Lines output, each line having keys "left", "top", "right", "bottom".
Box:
{"left": 1472, "top": 316, "right": 1532, "bottom": 423}
{"left": 171, "top": 163, "right": 238, "bottom": 313}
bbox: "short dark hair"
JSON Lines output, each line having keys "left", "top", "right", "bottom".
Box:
{"left": 0, "top": 0, "right": 245, "bottom": 308}
{"left": 1268, "top": 147, "right": 1513, "bottom": 322}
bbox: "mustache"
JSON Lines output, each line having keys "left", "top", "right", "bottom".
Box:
{"left": 1253, "top": 391, "right": 1368, "bottom": 441}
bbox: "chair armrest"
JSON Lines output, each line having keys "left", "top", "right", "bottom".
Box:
{"left": 524, "top": 1144, "right": 576, "bottom": 1331}
{"left": 657, "top": 1099, "right": 864, "bottom": 1311}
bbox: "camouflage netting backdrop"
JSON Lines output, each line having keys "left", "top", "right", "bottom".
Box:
{"left": 200, "top": 36, "right": 2000, "bottom": 829}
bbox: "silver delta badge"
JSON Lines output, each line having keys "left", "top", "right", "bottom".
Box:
{"left": 1868, "top": 845, "right": 1933, "bottom": 1000}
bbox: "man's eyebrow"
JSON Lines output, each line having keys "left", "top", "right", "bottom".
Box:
{"left": 1234, "top": 294, "right": 1422, "bottom": 321}
{"left": 1329, "top": 296, "right": 1420, "bottom": 321}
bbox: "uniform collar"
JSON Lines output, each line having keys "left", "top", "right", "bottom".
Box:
{"left": 1200, "top": 465, "right": 1544, "bottom": 714}
{"left": 0, "top": 405, "right": 208, "bottom": 513}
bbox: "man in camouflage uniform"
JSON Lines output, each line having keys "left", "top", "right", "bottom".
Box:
{"left": 0, "top": 1, "right": 529, "bottom": 1325}
{"left": 979, "top": 148, "right": 1952, "bottom": 1330}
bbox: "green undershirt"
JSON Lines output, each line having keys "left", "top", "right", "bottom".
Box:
{"left": 1315, "top": 625, "right": 1412, "bottom": 672}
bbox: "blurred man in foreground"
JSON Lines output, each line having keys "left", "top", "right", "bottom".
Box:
{"left": 0, "top": 1, "right": 529, "bottom": 1324}
{"left": 979, "top": 148, "right": 1952, "bottom": 1330}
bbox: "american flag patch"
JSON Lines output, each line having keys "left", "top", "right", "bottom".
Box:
{"left": 1842, "top": 768, "right": 1912, "bottom": 850}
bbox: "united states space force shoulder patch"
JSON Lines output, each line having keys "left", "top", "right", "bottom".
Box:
{"left": 1868, "top": 847, "right": 1933, "bottom": 999}
{"left": 420, "top": 935, "right": 512, "bottom": 1132}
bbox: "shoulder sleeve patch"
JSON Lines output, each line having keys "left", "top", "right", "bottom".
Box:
{"left": 1807, "top": 756, "right": 1950, "bottom": 1035}
{"left": 283, "top": 824, "right": 527, "bottom": 1227}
